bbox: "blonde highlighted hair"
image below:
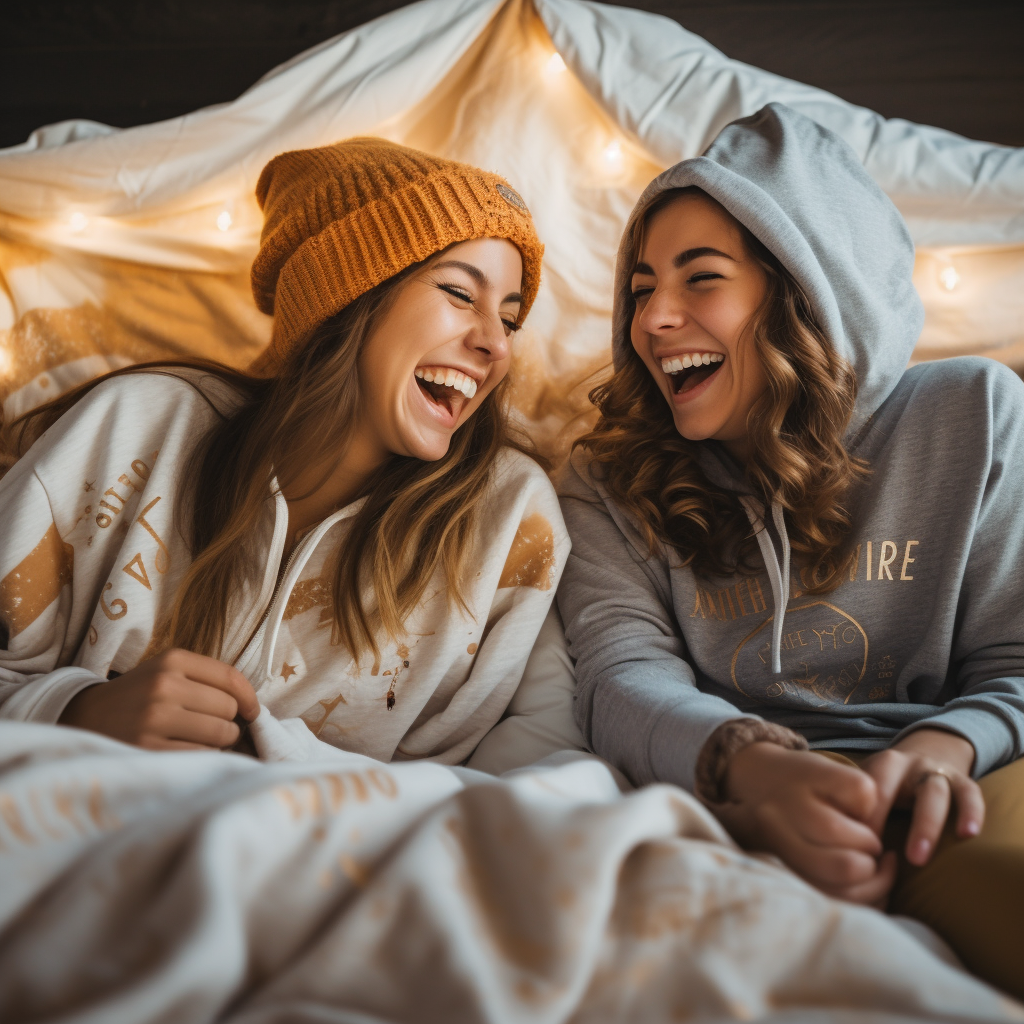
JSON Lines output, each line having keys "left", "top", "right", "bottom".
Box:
{"left": 577, "top": 187, "right": 865, "bottom": 591}
{"left": 6, "top": 256, "right": 538, "bottom": 661}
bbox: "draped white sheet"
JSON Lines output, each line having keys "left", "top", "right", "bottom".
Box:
{"left": 1, "top": 0, "right": 1021, "bottom": 444}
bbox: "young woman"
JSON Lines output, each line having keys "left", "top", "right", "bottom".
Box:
{"left": 558, "top": 104, "right": 1024, "bottom": 996}
{"left": 0, "top": 137, "right": 568, "bottom": 767}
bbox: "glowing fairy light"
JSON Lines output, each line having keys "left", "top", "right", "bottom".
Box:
{"left": 939, "top": 264, "right": 960, "bottom": 292}
{"left": 68, "top": 211, "right": 88, "bottom": 233}
{"left": 545, "top": 52, "right": 567, "bottom": 77}
{"left": 0, "top": 347, "right": 12, "bottom": 378}
{"left": 216, "top": 209, "right": 233, "bottom": 232}
{"left": 600, "top": 139, "right": 625, "bottom": 176}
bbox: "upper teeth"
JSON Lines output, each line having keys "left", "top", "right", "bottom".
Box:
{"left": 415, "top": 366, "right": 478, "bottom": 399}
{"left": 661, "top": 352, "right": 724, "bottom": 373}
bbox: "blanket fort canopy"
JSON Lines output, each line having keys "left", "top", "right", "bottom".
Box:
{"left": 0, "top": 0, "right": 1022, "bottom": 454}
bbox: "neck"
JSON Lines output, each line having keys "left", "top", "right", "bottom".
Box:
{"left": 720, "top": 435, "right": 752, "bottom": 465}
{"left": 281, "top": 427, "right": 389, "bottom": 549}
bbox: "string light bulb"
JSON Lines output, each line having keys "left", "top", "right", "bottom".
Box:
{"left": 216, "top": 209, "right": 233, "bottom": 232}
{"left": 68, "top": 211, "right": 88, "bottom": 233}
{"left": 544, "top": 52, "right": 567, "bottom": 77}
{"left": 600, "top": 139, "right": 625, "bottom": 176}
{"left": 939, "top": 264, "right": 960, "bottom": 292}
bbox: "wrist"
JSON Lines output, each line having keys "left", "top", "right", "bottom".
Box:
{"left": 695, "top": 718, "right": 808, "bottom": 804}
{"left": 893, "top": 727, "right": 976, "bottom": 775}
{"left": 723, "top": 740, "right": 791, "bottom": 802}
{"left": 57, "top": 683, "right": 102, "bottom": 727}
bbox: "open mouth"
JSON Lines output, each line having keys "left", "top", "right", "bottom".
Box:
{"left": 414, "top": 366, "right": 479, "bottom": 417}
{"left": 661, "top": 352, "right": 724, "bottom": 395}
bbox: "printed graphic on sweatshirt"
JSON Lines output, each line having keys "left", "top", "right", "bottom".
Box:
{"left": 691, "top": 539, "right": 921, "bottom": 627}
{"left": 0, "top": 523, "right": 74, "bottom": 641}
{"left": 731, "top": 600, "right": 870, "bottom": 706}
{"left": 498, "top": 513, "right": 556, "bottom": 591}
{"left": 699, "top": 538, "right": 922, "bottom": 708}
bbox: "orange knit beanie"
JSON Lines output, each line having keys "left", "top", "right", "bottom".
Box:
{"left": 251, "top": 137, "right": 544, "bottom": 362}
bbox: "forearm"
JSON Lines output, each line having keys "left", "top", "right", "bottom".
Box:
{"left": 576, "top": 655, "right": 746, "bottom": 790}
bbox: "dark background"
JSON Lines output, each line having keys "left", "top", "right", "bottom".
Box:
{"left": 3, "top": 0, "right": 1022, "bottom": 150}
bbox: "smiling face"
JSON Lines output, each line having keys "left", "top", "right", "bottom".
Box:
{"left": 630, "top": 191, "right": 769, "bottom": 461}
{"left": 356, "top": 236, "right": 523, "bottom": 464}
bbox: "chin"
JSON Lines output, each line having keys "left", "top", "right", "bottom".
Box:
{"left": 405, "top": 435, "right": 452, "bottom": 462}
{"left": 671, "top": 414, "right": 715, "bottom": 443}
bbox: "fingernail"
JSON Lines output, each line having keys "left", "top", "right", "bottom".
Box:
{"left": 913, "top": 839, "right": 931, "bottom": 861}
{"left": 965, "top": 821, "right": 980, "bottom": 836}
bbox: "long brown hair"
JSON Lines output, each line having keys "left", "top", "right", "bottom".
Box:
{"left": 5, "top": 257, "right": 538, "bottom": 660}
{"left": 577, "top": 186, "right": 865, "bottom": 591}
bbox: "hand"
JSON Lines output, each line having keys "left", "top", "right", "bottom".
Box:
{"left": 714, "top": 742, "right": 897, "bottom": 906}
{"left": 861, "top": 728, "right": 983, "bottom": 867}
{"left": 59, "top": 649, "right": 259, "bottom": 751}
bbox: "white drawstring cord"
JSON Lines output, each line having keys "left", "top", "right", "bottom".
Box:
{"left": 739, "top": 496, "right": 791, "bottom": 675}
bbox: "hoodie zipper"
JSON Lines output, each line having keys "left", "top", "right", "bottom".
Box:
{"left": 236, "top": 496, "right": 369, "bottom": 688}
{"left": 233, "top": 544, "right": 299, "bottom": 675}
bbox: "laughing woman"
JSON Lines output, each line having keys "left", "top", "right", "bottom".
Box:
{"left": 0, "top": 139, "right": 568, "bottom": 766}
{"left": 558, "top": 105, "right": 1024, "bottom": 995}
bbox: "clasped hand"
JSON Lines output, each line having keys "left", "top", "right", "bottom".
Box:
{"left": 713, "top": 729, "right": 983, "bottom": 906}
{"left": 59, "top": 649, "right": 260, "bottom": 751}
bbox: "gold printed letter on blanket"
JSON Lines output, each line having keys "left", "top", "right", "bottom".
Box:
{"left": 0, "top": 524, "right": 74, "bottom": 639}
{"left": 498, "top": 513, "right": 555, "bottom": 591}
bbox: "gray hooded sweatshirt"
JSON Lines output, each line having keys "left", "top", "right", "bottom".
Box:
{"left": 557, "top": 103, "right": 1024, "bottom": 793}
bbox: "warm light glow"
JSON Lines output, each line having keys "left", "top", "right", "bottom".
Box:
{"left": 216, "top": 210, "right": 233, "bottom": 232}
{"left": 0, "top": 348, "right": 12, "bottom": 378}
{"left": 68, "top": 211, "right": 88, "bottom": 233}
{"left": 939, "top": 265, "right": 960, "bottom": 291}
{"left": 600, "top": 139, "right": 625, "bottom": 175}
{"left": 545, "top": 52, "right": 567, "bottom": 77}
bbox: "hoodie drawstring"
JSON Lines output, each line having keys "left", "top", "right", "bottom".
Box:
{"left": 739, "top": 496, "right": 791, "bottom": 674}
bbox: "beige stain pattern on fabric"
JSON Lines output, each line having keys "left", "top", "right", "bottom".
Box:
{"left": 444, "top": 813, "right": 554, "bottom": 977}
{"left": 0, "top": 523, "right": 73, "bottom": 639}
{"left": 498, "top": 512, "right": 555, "bottom": 591}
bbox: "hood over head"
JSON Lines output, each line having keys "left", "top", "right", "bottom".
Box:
{"left": 611, "top": 103, "right": 923, "bottom": 434}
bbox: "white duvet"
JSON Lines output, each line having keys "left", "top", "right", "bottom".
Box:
{"left": 1, "top": 719, "right": 1019, "bottom": 1023}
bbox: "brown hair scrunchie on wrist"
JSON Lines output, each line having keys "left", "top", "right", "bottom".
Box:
{"left": 694, "top": 717, "right": 809, "bottom": 804}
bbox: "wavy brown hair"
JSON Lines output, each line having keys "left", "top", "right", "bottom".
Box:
{"left": 5, "top": 255, "right": 537, "bottom": 661}
{"left": 577, "top": 187, "right": 865, "bottom": 592}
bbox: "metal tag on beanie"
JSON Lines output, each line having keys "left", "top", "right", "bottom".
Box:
{"left": 495, "top": 183, "right": 528, "bottom": 212}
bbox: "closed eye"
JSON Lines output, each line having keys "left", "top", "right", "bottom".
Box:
{"left": 689, "top": 272, "right": 723, "bottom": 283}
{"left": 439, "top": 282, "right": 473, "bottom": 303}
{"left": 631, "top": 287, "right": 653, "bottom": 301}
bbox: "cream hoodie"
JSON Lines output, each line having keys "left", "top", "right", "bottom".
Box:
{"left": 0, "top": 371, "right": 569, "bottom": 764}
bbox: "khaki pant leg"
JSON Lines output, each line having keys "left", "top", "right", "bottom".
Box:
{"left": 889, "top": 756, "right": 1024, "bottom": 1000}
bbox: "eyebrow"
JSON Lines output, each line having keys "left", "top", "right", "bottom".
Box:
{"left": 632, "top": 247, "right": 738, "bottom": 276}
{"left": 432, "top": 259, "right": 522, "bottom": 305}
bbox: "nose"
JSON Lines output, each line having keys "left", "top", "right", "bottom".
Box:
{"left": 468, "top": 314, "right": 512, "bottom": 364}
{"left": 637, "top": 286, "right": 688, "bottom": 336}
